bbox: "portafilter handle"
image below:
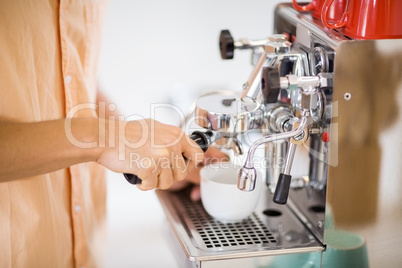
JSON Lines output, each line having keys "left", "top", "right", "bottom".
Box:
{"left": 123, "top": 130, "right": 213, "bottom": 185}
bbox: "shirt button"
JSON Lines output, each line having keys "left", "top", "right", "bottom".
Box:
{"left": 65, "top": 74, "right": 72, "bottom": 84}
{"left": 74, "top": 204, "right": 81, "bottom": 213}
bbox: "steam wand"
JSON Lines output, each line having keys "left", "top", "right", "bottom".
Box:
{"left": 237, "top": 110, "right": 309, "bottom": 201}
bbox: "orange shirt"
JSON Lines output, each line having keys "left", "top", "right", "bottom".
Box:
{"left": 0, "top": 0, "right": 107, "bottom": 267}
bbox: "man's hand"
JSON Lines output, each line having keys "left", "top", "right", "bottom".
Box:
{"left": 96, "top": 119, "right": 204, "bottom": 190}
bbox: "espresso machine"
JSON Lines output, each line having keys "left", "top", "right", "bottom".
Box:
{"left": 155, "top": 3, "right": 402, "bottom": 267}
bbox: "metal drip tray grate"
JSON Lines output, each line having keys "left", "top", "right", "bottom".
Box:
{"left": 156, "top": 188, "right": 324, "bottom": 262}
{"left": 178, "top": 191, "right": 277, "bottom": 251}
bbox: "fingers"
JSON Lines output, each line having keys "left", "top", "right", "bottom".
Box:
{"left": 137, "top": 151, "right": 186, "bottom": 191}
{"left": 134, "top": 147, "right": 229, "bottom": 191}
{"left": 130, "top": 121, "right": 207, "bottom": 190}
{"left": 133, "top": 154, "right": 188, "bottom": 191}
{"left": 169, "top": 147, "right": 230, "bottom": 188}
{"left": 156, "top": 167, "right": 174, "bottom": 190}
{"left": 136, "top": 169, "right": 158, "bottom": 191}
{"left": 137, "top": 165, "right": 174, "bottom": 191}
{"left": 171, "top": 152, "right": 187, "bottom": 183}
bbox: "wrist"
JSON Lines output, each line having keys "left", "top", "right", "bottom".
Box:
{"left": 66, "top": 117, "right": 105, "bottom": 162}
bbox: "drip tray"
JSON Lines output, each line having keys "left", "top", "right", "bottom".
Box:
{"left": 182, "top": 195, "right": 277, "bottom": 250}
{"left": 156, "top": 187, "right": 324, "bottom": 263}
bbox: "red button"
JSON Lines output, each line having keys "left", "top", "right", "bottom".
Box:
{"left": 322, "top": 132, "right": 330, "bottom": 143}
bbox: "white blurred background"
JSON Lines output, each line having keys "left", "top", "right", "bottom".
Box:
{"left": 98, "top": 0, "right": 287, "bottom": 267}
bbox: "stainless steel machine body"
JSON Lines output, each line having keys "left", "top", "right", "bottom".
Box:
{"left": 156, "top": 3, "right": 402, "bottom": 267}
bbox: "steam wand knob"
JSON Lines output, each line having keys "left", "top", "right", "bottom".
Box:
{"left": 219, "top": 29, "right": 272, "bottom": 60}
{"left": 219, "top": 30, "right": 235, "bottom": 60}
{"left": 273, "top": 142, "right": 297, "bottom": 205}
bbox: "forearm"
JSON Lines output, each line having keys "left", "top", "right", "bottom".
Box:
{"left": 0, "top": 118, "right": 102, "bottom": 182}
{"left": 0, "top": 117, "right": 204, "bottom": 190}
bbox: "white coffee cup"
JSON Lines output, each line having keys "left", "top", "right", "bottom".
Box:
{"left": 200, "top": 163, "right": 262, "bottom": 223}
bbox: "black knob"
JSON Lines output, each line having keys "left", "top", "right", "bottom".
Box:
{"left": 273, "top": 173, "right": 292, "bottom": 205}
{"left": 219, "top": 29, "right": 235, "bottom": 60}
{"left": 261, "top": 66, "right": 280, "bottom": 103}
{"left": 123, "top": 130, "right": 213, "bottom": 185}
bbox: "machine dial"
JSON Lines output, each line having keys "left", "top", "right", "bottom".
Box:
{"left": 311, "top": 46, "right": 329, "bottom": 75}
